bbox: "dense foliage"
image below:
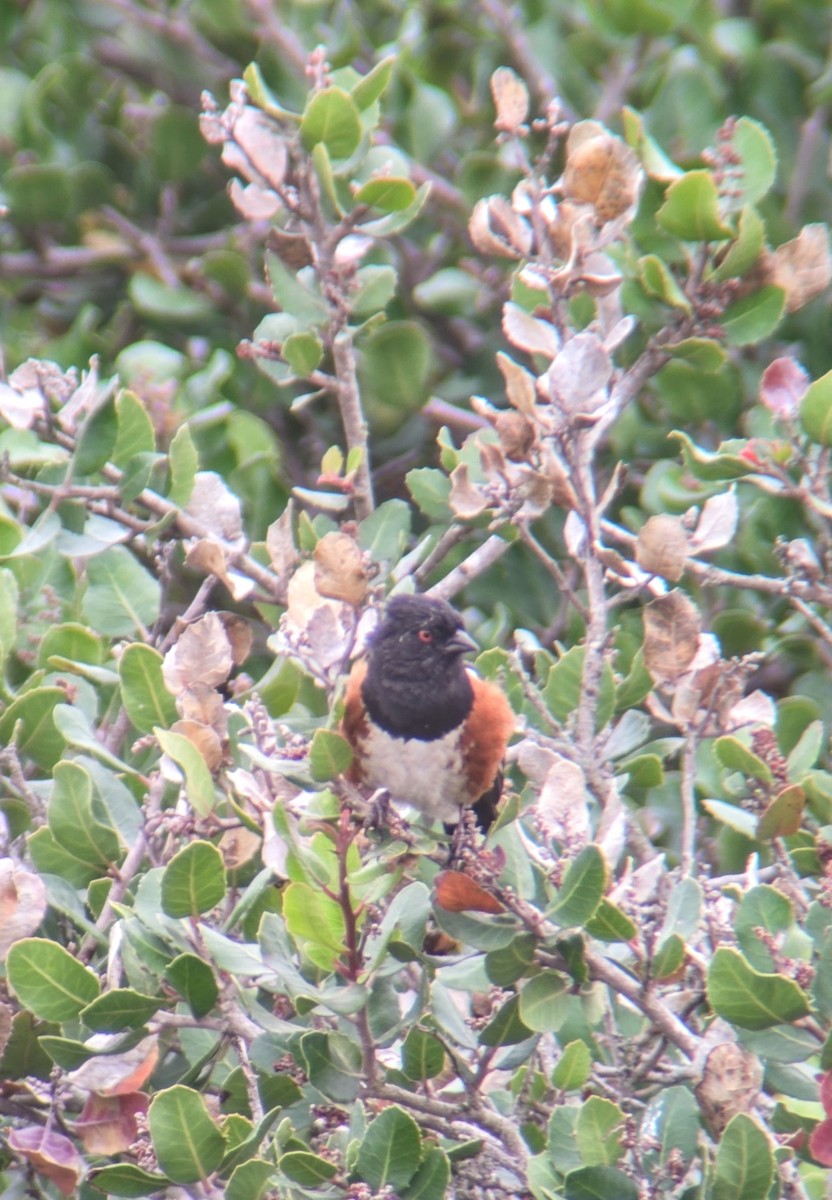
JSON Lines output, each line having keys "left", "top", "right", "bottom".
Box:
{"left": 3, "top": 2, "right": 832, "bottom": 1197}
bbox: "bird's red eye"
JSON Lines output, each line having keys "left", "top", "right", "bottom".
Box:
{"left": 418, "top": 629, "right": 433, "bottom": 643}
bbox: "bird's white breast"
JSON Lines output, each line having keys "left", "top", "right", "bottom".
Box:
{"left": 358, "top": 722, "right": 470, "bottom": 823}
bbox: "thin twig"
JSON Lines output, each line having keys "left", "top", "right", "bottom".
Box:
{"left": 427, "top": 533, "right": 512, "bottom": 601}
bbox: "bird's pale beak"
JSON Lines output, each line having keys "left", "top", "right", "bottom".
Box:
{"left": 447, "top": 629, "right": 478, "bottom": 656}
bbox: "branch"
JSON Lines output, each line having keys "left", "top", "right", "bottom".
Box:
{"left": 427, "top": 533, "right": 512, "bottom": 601}
{"left": 332, "top": 332, "right": 375, "bottom": 521}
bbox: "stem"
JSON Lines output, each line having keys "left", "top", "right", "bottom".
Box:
{"left": 332, "top": 331, "right": 374, "bottom": 521}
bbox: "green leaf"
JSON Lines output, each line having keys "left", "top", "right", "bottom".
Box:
{"left": 637, "top": 255, "right": 691, "bottom": 311}
{"left": 358, "top": 498, "right": 412, "bottom": 562}
{"left": 356, "top": 1105, "right": 422, "bottom": 1191}
{"left": 729, "top": 117, "right": 777, "bottom": 208}
{"left": 148, "top": 1085, "right": 226, "bottom": 1184}
{"left": 155, "top": 727, "right": 217, "bottom": 816}
{"left": 283, "top": 881, "right": 346, "bottom": 956}
{"left": 359, "top": 180, "right": 431, "bottom": 236}
{"left": 787, "top": 720, "right": 824, "bottom": 781}
{"left": 351, "top": 55, "right": 396, "bottom": 110}
{"left": 80, "top": 988, "right": 162, "bottom": 1032}
{"left": 278, "top": 1151, "right": 337, "bottom": 1187}
{"left": 399, "top": 1146, "right": 449, "bottom": 1200}
{"left": 545, "top": 647, "right": 616, "bottom": 728}
{"left": 701, "top": 798, "right": 758, "bottom": 838}
{"left": 88, "top": 1164, "right": 169, "bottom": 1196}
{"left": 801, "top": 369, "right": 832, "bottom": 446}
{"left": 82, "top": 545, "right": 161, "bottom": 636}
{"left": 714, "top": 735, "right": 774, "bottom": 783}
{"left": 757, "top": 785, "right": 805, "bottom": 840}
{"left": 242, "top": 62, "right": 300, "bottom": 121}
{"left": 479, "top": 993, "right": 535, "bottom": 1047}
{"left": 119, "top": 643, "right": 177, "bottom": 734}
{"left": 360, "top": 321, "right": 431, "bottom": 412}
{"left": 282, "top": 331, "right": 323, "bottom": 377}
{"left": 583, "top": 899, "right": 637, "bottom": 943}
{"left": 707, "top": 947, "right": 810, "bottom": 1030}
{"left": 73, "top": 394, "right": 118, "bottom": 477}
{"left": 7, "top": 938, "right": 100, "bottom": 1021}
{"left": 575, "top": 1096, "right": 625, "bottom": 1166}
{"left": 406, "top": 469, "right": 452, "bottom": 521}
{"left": 0, "top": 686, "right": 66, "bottom": 771}
{"left": 656, "top": 170, "right": 734, "bottom": 241}
{"left": 165, "top": 953, "right": 219, "bottom": 1019}
{"left": 48, "top": 759, "right": 121, "bottom": 871}
{"left": 551, "top": 1041, "right": 592, "bottom": 1091}
{"left": 564, "top": 1165, "right": 639, "bottom": 1200}
{"left": 301, "top": 86, "right": 362, "bottom": 159}
{"left": 308, "top": 728, "right": 353, "bottom": 781}
{"left": 622, "top": 106, "right": 683, "bottom": 181}
{"left": 53, "top": 704, "right": 139, "bottom": 777}
{"left": 355, "top": 176, "right": 417, "bottom": 212}
{"left": 167, "top": 422, "right": 199, "bottom": 506}
{"left": 518, "top": 971, "right": 570, "bottom": 1032}
{"left": 712, "top": 1113, "right": 774, "bottom": 1200}
{"left": 351, "top": 264, "right": 398, "bottom": 317}
{"left": 722, "top": 285, "right": 785, "bottom": 346}
{"left": 712, "top": 205, "right": 766, "bottom": 282}
{"left": 161, "top": 840, "right": 226, "bottom": 918}
{"left": 735, "top": 885, "right": 792, "bottom": 971}
{"left": 401, "top": 1029, "right": 445, "bottom": 1081}
{"left": 664, "top": 337, "right": 727, "bottom": 372}
{"left": 485, "top": 932, "right": 537, "bottom": 986}
{"left": 129, "top": 273, "right": 214, "bottom": 325}
{"left": 38, "top": 623, "right": 103, "bottom": 669}
{"left": 640, "top": 1086, "right": 699, "bottom": 1178}
{"left": 547, "top": 846, "right": 607, "bottom": 928}
{"left": 652, "top": 933, "right": 685, "bottom": 980}
{"left": 298, "top": 1030, "right": 362, "bottom": 1102}
{"left": 111, "top": 393, "right": 154, "bottom": 468}
{"left": 669, "top": 431, "right": 758, "bottom": 481}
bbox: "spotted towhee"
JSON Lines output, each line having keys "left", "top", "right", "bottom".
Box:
{"left": 342, "top": 594, "right": 515, "bottom": 831}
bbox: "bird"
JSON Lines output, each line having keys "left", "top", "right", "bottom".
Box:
{"left": 341, "top": 594, "right": 515, "bottom": 831}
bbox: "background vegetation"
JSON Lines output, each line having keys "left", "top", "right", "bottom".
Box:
{"left": 3, "top": 1, "right": 832, "bottom": 1197}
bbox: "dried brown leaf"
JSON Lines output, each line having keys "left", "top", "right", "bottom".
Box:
{"left": 162, "top": 611, "right": 233, "bottom": 694}
{"left": 76, "top": 1092, "right": 148, "bottom": 1156}
{"left": 643, "top": 590, "right": 702, "bottom": 684}
{"left": 469, "top": 196, "right": 533, "bottom": 259}
{"left": 490, "top": 66, "right": 529, "bottom": 133}
{"left": 171, "top": 719, "right": 224, "bottom": 773}
{"left": 186, "top": 472, "right": 244, "bottom": 545}
{"left": 267, "top": 502, "right": 300, "bottom": 579}
{"left": 765, "top": 223, "right": 832, "bottom": 313}
{"left": 695, "top": 1042, "right": 762, "bottom": 1134}
{"left": 228, "top": 178, "right": 281, "bottom": 220}
{"left": 537, "top": 755, "right": 590, "bottom": 845}
{"left": 0, "top": 860, "right": 47, "bottom": 960}
{"left": 7, "top": 1127, "right": 83, "bottom": 1197}
{"left": 563, "top": 122, "right": 642, "bottom": 223}
{"left": 449, "top": 463, "right": 489, "bottom": 519}
{"left": 218, "top": 612, "right": 253, "bottom": 665}
{"left": 496, "top": 351, "right": 539, "bottom": 417}
{"left": 759, "top": 355, "right": 809, "bottom": 417}
{"left": 313, "top": 531, "right": 369, "bottom": 606}
{"left": 493, "top": 411, "right": 536, "bottom": 461}
{"left": 502, "top": 302, "right": 560, "bottom": 358}
{"left": 635, "top": 514, "right": 689, "bottom": 581}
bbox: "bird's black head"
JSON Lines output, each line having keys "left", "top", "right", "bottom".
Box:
{"left": 361, "top": 595, "right": 477, "bottom": 740}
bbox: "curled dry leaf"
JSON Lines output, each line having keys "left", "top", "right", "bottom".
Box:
{"left": 537, "top": 755, "right": 591, "bottom": 846}
{"left": 490, "top": 66, "right": 529, "bottom": 134}
{"left": 267, "top": 502, "right": 300, "bottom": 580}
{"left": 503, "top": 302, "right": 560, "bottom": 358}
{"left": 764, "top": 223, "right": 832, "bottom": 313}
{"left": 0, "top": 859, "right": 48, "bottom": 960}
{"left": 562, "top": 121, "right": 643, "bottom": 224}
{"left": 267, "top": 226, "right": 314, "bottom": 270}
{"left": 221, "top": 104, "right": 289, "bottom": 193}
{"left": 178, "top": 681, "right": 227, "bottom": 735}
{"left": 688, "top": 490, "right": 738, "bottom": 556}
{"left": 759, "top": 355, "right": 809, "bottom": 418}
{"left": 218, "top": 612, "right": 253, "bottom": 665}
{"left": 496, "top": 352, "right": 538, "bottom": 418}
{"left": 7, "top": 1127, "right": 83, "bottom": 1197}
{"left": 643, "top": 589, "right": 702, "bottom": 685}
{"left": 68, "top": 1035, "right": 159, "bottom": 1095}
{"left": 171, "top": 718, "right": 224, "bottom": 773}
{"left": 635, "top": 514, "right": 688, "bottom": 582}
{"left": 695, "top": 1042, "right": 763, "bottom": 1135}
{"left": 449, "top": 463, "right": 489, "bottom": 520}
{"left": 75, "top": 1091, "right": 149, "bottom": 1156}
{"left": 724, "top": 689, "right": 776, "bottom": 731}
{"left": 543, "top": 331, "right": 612, "bottom": 413}
{"left": 493, "top": 410, "right": 536, "bottom": 461}
{"left": 162, "top": 611, "right": 234, "bottom": 694}
{"left": 228, "top": 177, "right": 282, "bottom": 220}
{"left": 313, "top": 531, "right": 369, "bottom": 606}
{"left": 186, "top": 471, "right": 245, "bottom": 546}
{"left": 434, "top": 870, "right": 504, "bottom": 914}
{"left": 219, "top": 825, "right": 262, "bottom": 870}
{"left": 469, "top": 195, "right": 533, "bottom": 259}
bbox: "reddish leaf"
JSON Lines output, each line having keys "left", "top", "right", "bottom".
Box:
{"left": 8, "top": 1126, "right": 83, "bottom": 1196}
{"left": 809, "top": 1115, "right": 832, "bottom": 1167}
{"left": 76, "top": 1091, "right": 149, "bottom": 1154}
{"left": 434, "top": 870, "right": 504, "bottom": 914}
{"left": 820, "top": 1070, "right": 832, "bottom": 1116}
{"left": 759, "top": 356, "right": 809, "bottom": 418}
